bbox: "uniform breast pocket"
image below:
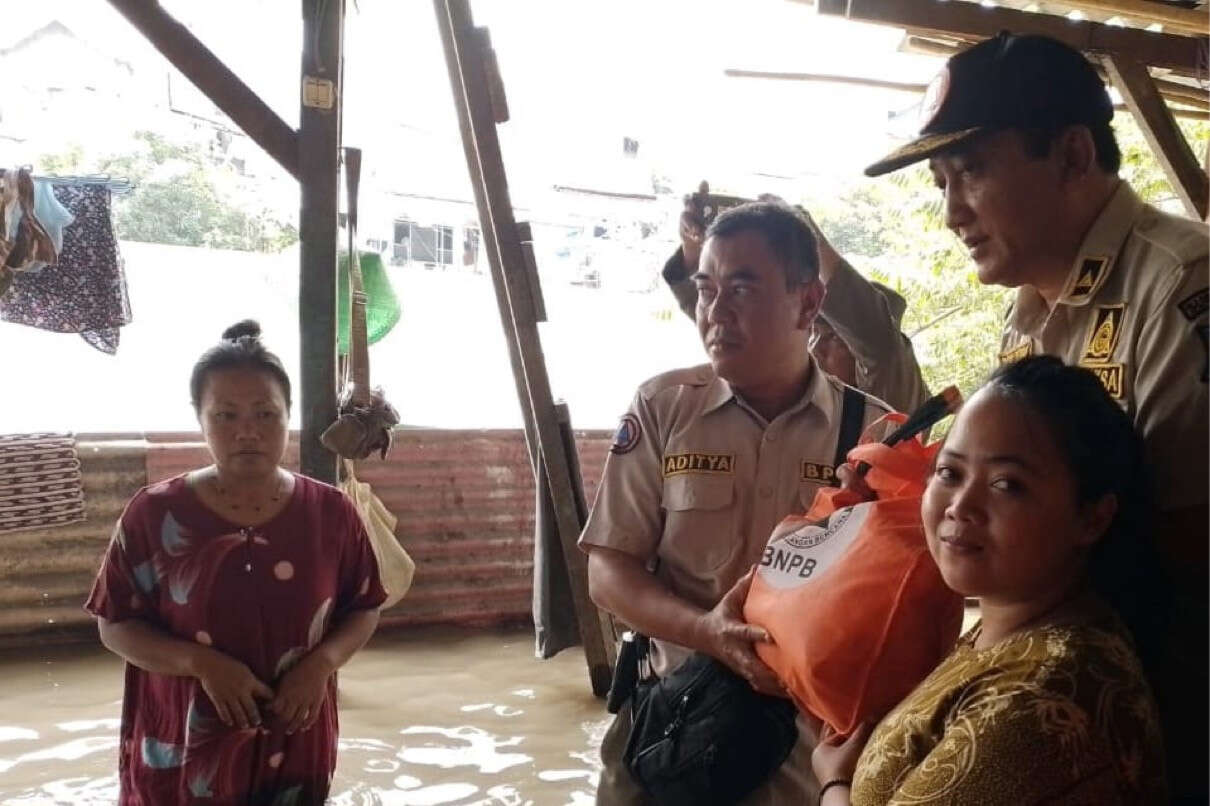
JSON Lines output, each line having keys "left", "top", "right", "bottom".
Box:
{"left": 661, "top": 474, "right": 738, "bottom": 575}
{"left": 799, "top": 480, "right": 829, "bottom": 512}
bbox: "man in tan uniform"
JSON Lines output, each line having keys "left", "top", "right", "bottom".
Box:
{"left": 581, "top": 202, "right": 889, "bottom": 804}
{"left": 662, "top": 191, "right": 931, "bottom": 413}
{"left": 865, "top": 32, "right": 1208, "bottom": 803}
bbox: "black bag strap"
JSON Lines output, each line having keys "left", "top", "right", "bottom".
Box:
{"left": 833, "top": 385, "right": 865, "bottom": 470}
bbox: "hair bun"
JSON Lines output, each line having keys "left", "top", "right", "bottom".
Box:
{"left": 222, "top": 319, "right": 262, "bottom": 341}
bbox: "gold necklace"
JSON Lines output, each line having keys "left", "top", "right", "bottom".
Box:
{"left": 211, "top": 471, "right": 285, "bottom": 514}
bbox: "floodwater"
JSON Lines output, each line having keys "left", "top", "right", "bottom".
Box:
{"left": 0, "top": 627, "right": 610, "bottom": 805}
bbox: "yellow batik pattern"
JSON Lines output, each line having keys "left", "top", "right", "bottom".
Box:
{"left": 851, "top": 614, "right": 1166, "bottom": 805}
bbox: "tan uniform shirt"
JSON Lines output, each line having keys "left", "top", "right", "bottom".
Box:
{"left": 999, "top": 182, "right": 1209, "bottom": 513}
{"left": 822, "top": 256, "right": 931, "bottom": 412}
{"left": 579, "top": 361, "right": 891, "bottom": 676}
{"left": 662, "top": 249, "right": 929, "bottom": 412}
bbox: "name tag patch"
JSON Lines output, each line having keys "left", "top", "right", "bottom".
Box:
{"left": 662, "top": 452, "right": 734, "bottom": 477}
{"left": 1081, "top": 304, "right": 1126, "bottom": 363}
{"left": 999, "top": 341, "right": 1033, "bottom": 364}
{"left": 1079, "top": 361, "right": 1126, "bottom": 400}
{"left": 801, "top": 462, "right": 838, "bottom": 485}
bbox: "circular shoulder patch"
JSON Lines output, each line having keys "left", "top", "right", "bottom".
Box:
{"left": 610, "top": 413, "right": 642, "bottom": 455}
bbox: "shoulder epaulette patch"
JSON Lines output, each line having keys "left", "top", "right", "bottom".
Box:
{"left": 1064, "top": 256, "right": 1111, "bottom": 303}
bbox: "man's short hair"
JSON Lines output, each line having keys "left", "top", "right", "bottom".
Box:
{"left": 705, "top": 201, "right": 820, "bottom": 289}
{"left": 1019, "top": 121, "right": 1122, "bottom": 174}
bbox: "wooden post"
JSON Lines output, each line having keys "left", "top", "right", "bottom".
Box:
{"left": 434, "top": 23, "right": 539, "bottom": 475}
{"left": 298, "top": 0, "right": 344, "bottom": 485}
{"left": 106, "top": 0, "right": 299, "bottom": 180}
{"left": 435, "top": 0, "right": 616, "bottom": 695}
{"left": 1104, "top": 55, "right": 1209, "bottom": 220}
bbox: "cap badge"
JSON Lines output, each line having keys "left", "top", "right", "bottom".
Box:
{"left": 918, "top": 67, "right": 950, "bottom": 130}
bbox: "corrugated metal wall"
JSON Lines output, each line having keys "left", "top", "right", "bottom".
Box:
{"left": 0, "top": 438, "right": 147, "bottom": 648}
{"left": 0, "top": 429, "right": 611, "bottom": 649}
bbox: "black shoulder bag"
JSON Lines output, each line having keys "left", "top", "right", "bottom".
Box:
{"left": 612, "top": 386, "right": 866, "bottom": 805}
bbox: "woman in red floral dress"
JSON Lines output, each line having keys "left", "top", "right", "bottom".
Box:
{"left": 86, "top": 320, "right": 386, "bottom": 804}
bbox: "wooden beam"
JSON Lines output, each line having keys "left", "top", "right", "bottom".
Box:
{"left": 818, "top": 0, "right": 1207, "bottom": 76}
{"left": 435, "top": 0, "right": 616, "bottom": 696}
{"left": 1056, "top": 0, "right": 1209, "bottom": 36}
{"left": 1104, "top": 54, "right": 1209, "bottom": 219}
{"left": 899, "top": 35, "right": 1210, "bottom": 111}
{"left": 107, "top": 0, "right": 299, "bottom": 180}
{"left": 298, "top": 0, "right": 344, "bottom": 484}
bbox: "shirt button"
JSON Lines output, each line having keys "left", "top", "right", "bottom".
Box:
{"left": 765, "top": 430, "right": 777, "bottom": 442}
{"left": 245, "top": 563, "right": 252, "bottom": 572}
{"left": 760, "top": 486, "right": 773, "bottom": 499}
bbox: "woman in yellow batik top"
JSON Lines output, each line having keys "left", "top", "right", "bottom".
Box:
{"left": 813, "top": 355, "right": 1167, "bottom": 805}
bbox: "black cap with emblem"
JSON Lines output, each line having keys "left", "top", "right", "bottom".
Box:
{"left": 864, "top": 32, "right": 1114, "bottom": 177}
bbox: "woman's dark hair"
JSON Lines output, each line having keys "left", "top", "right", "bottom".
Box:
{"left": 983, "top": 355, "right": 1169, "bottom": 671}
{"left": 705, "top": 201, "right": 819, "bottom": 289}
{"left": 189, "top": 320, "right": 292, "bottom": 412}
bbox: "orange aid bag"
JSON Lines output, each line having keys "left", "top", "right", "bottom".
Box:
{"left": 742, "top": 416, "right": 964, "bottom": 736}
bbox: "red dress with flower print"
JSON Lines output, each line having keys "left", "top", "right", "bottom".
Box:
{"left": 85, "top": 474, "right": 387, "bottom": 805}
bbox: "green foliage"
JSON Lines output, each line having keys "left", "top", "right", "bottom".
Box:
{"left": 806, "top": 165, "right": 1009, "bottom": 401}
{"left": 38, "top": 131, "right": 297, "bottom": 253}
{"left": 1116, "top": 117, "right": 1210, "bottom": 208}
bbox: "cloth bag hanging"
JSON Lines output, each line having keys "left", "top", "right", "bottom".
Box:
{"left": 321, "top": 148, "right": 400, "bottom": 460}
{"left": 743, "top": 415, "right": 965, "bottom": 737}
{"left": 340, "top": 458, "right": 414, "bottom": 609}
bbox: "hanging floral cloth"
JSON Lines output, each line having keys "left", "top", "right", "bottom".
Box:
{"left": 0, "top": 179, "right": 132, "bottom": 354}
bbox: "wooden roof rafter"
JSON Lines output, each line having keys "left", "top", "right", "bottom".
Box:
{"left": 812, "top": 0, "right": 1209, "bottom": 217}
{"left": 814, "top": 0, "right": 1206, "bottom": 76}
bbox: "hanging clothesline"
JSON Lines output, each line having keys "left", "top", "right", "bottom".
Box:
{"left": 0, "top": 168, "right": 135, "bottom": 197}
{"left": 1, "top": 166, "right": 133, "bottom": 353}
{"left": 37, "top": 174, "right": 135, "bottom": 197}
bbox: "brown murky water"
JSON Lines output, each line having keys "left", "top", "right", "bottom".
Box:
{"left": 0, "top": 627, "right": 610, "bottom": 805}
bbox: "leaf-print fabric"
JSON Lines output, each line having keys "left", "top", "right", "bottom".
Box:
{"left": 85, "top": 474, "right": 387, "bottom": 804}
{"left": 0, "top": 183, "right": 131, "bottom": 353}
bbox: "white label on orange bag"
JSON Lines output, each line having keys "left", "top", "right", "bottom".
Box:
{"left": 757, "top": 503, "right": 871, "bottom": 590}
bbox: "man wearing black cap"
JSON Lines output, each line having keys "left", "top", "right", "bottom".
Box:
{"left": 663, "top": 189, "right": 931, "bottom": 414}
{"left": 866, "top": 32, "right": 1208, "bottom": 802}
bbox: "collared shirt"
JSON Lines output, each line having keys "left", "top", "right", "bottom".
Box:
{"left": 1000, "top": 182, "right": 1209, "bottom": 513}
{"left": 661, "top": 248, "right": 929, "bottom": 412}
{"left": 579, "top": 361, "right": 890, "bottom": 676}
